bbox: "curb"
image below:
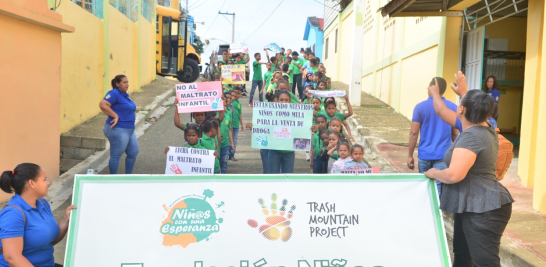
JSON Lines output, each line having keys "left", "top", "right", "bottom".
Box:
{"left": 46, "top": 87, "right": 175, "bottom": 212}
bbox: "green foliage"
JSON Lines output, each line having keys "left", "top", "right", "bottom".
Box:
{"left": 194, "top": 35, "right": 205, "bottom": 55}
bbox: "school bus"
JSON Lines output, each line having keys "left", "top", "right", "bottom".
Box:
{"left": 156, "top": 5, "right": 201, "bottom": 83}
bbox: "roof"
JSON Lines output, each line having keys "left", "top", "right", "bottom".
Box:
{"left": 303, "top": 16, "right": 324, "bottom": 41}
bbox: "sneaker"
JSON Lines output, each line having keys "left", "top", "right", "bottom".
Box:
{"left": 230, "top": 156, "right": 238, "bottom": 161}
{"left": 242, "top": 93, "right": 248, "bottom": 97}
{"left": 249, "top": 103, "right": 253, "bottom": 107}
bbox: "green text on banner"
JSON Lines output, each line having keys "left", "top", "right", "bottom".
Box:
{"left": 251, "top": 102, "right": 313, "bottom": 151}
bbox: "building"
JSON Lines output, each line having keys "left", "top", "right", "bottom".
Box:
{"left": 303, "top": 16, "right": 325, "bottom": 61}
{"left": 323, "top": 0, "right": 546, "bottom": 214}
{"left": 0, "top": 0, "right": 73, "bottom": 201}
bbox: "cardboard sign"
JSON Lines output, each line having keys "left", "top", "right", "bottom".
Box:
{"left": 340, "top": 166, "right": 380, "bottom": 174}
{"left": 165, "top": 146, "right": 215, "bottom": 174}
{"left": 309, "top": 90, "right": 346, "bottom": 98}
{"left": 251, "top": 102, "right": 313, "bottom": 151}
{"left": 175, "top": 82, "right": 223, "bottom": 113}
{"left": 230, "top": 43, "right": 248, "bottom": 54}
{"left": 264, "top": 43, "right": 283, "bottom": 53}
{"left": 65, "top": 174, "right": 450, "bottom": 267}
{"left": 221, "top": 65, "right": 246, "bottom": 84}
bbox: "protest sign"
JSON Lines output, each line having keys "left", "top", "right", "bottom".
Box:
{"left": 221, "top": 65, "right": 246, "bottom": 84}
{"left": 251, "top": 102, "right": 313, "bottom": 151}
{"left": 175, "top": 82, "right": 223, "bottom": 113}
{"left": 309, "top": 90, "right": 346, "bottom": 98}
{"left": 165, "top": 146, "right": 215, "bottom": 175}
{"left": 340, "top": 166, "right": 380, "bottom": 174}
{"left": 264, "top": 43, "right": 283, "bottom": 53}
{"left": 230, "top": 43, "right": 248, "bottom": 54}
{"left": 65, "top": 174, "right": 450, "bottom": 267}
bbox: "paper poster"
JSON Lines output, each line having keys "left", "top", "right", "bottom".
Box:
{"left": 308, "top": 90, "right": 346, "bottom": 98}
{"left": 175, "top": 82, "right": 223, "bottom": 113}
{"left": 230, "top": 43, "right": 248, "bottom": 54}
{"left": 340, "top": 166, "right": 380, "bottom": 174}
{"left": 65, "top": 174, "right": 451, "bottom": 267}
{"left": 165, "top": 146, "right": 215, "bottom": 174}
{"left": 221, "top": 65, "right": 246, "bottom": 84}
{"left": 264, "top": 43, "right": 283, "bottom": 53}
{"left": 251, "top": 102, "right": 313, "bottom": 151}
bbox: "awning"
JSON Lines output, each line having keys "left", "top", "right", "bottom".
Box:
{"left": 381, "top": 0, "right": 448, "bottom": 17}
{"left": 380, "top": 0, "right": 527, "bottom": 18}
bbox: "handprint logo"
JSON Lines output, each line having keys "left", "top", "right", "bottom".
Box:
{"left": 247, "top": 193, "right": 296, "bottom": 242}
{"left": 211, "top": 97, "right": 222, "bottom": 110}
{"left": 170, "top": 164, "right": 183, "bottom": 174}
{"left": 256, "top": 136, "right": 268, "bottom": 147}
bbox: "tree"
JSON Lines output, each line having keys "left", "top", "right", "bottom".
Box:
{"left": 194, "top": 35, "right": 205, "bottom": 55}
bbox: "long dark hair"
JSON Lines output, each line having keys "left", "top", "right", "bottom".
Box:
{"left": 0, "top": 163, "right": 41, "bottom": 195}
{"left": 111, "top": 75, "right": 127, "bottom": 89}
{"left": 460, "top": 90, "right": 495, "bottom": 124}
{"left": 484, "top": 75, "right": 499, "bottom": 91}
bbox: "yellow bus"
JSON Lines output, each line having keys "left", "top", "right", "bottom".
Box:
{"left": 156, "top": 5, "right": 201, "bottom": 83}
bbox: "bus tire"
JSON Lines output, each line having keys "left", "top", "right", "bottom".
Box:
{"left": 177, "top": 58, "right": 200, "bottom": 83}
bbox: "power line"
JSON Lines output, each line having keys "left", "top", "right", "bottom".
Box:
{"left": 243, "top": 0, "right": 286, "bottom": 42}
{"left": 221, "top": 14, "right": 232, "bottom": 25}
{"left": 189, "top": 0, "right": 211, "bottom": 10}
{"left": 203, "top": 0, "right": 228, "bottom": 36}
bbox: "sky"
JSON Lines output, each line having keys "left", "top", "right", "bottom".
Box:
{"left": 186, "top": 0, "right": 325, "bottom": 67}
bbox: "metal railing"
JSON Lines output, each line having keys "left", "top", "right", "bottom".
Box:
{"left": 483, "top": 50, "right": 526, "bottom": 82}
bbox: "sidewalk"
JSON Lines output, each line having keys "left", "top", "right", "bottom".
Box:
{"left": 335, "top": 81, "right": 546, "bottom": 266}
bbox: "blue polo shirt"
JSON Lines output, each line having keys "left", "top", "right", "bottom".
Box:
{"left": 104, "top": 88, "right": 137, "bottom": 129}
{"left": 412, "top": 97, "right": 458, "bottom": 160}
{"left": 0, "top": 195, "right": 59, "bottom": 267}
{"left": 486, "top": 88, "right": 500, "bottom": 104}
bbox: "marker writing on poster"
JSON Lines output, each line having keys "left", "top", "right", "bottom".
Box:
{"left": 307, "top": 202, "right": 360, "bottom": 238}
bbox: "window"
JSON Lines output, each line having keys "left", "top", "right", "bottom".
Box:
{"left": 141, "top": 0, "right": 152, "bottom": 22}
{"left": 335, "top": 29, "right": 338, "bottom": 53}
{"left": 72, "top": 0, "right": 103, "bottom": 18}
{"left": 110, "top": 0, "right": 139, "bottom": 22}
{"left": 325, "top": 37, "right": 329, "bottom": 60}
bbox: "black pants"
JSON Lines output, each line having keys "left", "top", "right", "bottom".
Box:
{"left": 453, "top": 203, "right": 512, "bottom": 267}
{"left": 292, "top": 73, "right": 303, "bottom": 99}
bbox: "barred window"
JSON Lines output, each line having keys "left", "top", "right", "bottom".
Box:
{"left": 141, "top": 0, "right": 152, "bottom": 22}
{"left": 72, "top": 0, "right": 103, "bottom": 18}
{"left": 110, "top": 0, "right": 139, "bottom": 22}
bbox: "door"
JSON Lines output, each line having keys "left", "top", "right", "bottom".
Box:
{"left": 464, "top": 26, "right": 485, "bottom": 90}
{"left": 161, "top": 16, "right": 174, "bottom": 74}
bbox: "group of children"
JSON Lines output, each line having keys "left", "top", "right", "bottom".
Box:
{"left": 169, "top": 47, "right": 370, "bottom": 174}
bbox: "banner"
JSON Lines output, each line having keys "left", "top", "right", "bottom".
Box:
{"left": 251, "top": 102, "right": 313, "bottom": 151}
{"left": 175, "top": 82, "right": 224, "bottom": 113}
{"left": 309, "top": 90, "right": 346, "bottom": 98}
{"left": 230, "top": 43, "right": 248, "bottom": 54}
{"left": 221, "top": 65, "right": 246, "bottom": 84}
{"left": 65, "top": 174, "right": 450, "bottom": 267}
{"left": 264, "top": 43, "right": 282, "bottom": 53}
{"left": 165, "top": 146, "right": 215, "bottom": 174}
{"left": 340, "top": 166, "right": 380, "bottom": 174}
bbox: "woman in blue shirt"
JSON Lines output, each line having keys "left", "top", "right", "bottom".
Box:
{"left": 99, "top": 75, "right": 139, "bottom": 174}
{"left": 484, "top": 75, "right": 500, "bottom": 104}
{"left": 0, "top": 163, "right": 76, "bottom": 267}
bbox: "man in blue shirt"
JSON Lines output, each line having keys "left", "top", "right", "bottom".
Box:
{"left": 407, "top": 77, "right": 458, "bottom": 195}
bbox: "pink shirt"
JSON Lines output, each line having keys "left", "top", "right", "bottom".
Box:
{"left": 331, "top": 156, "right": 353, "bottom": 173}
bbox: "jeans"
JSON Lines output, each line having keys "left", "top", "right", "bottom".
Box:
{"left": 313, "top": 155, "right": 328, "bottom": 174}
{"left": 229, "top": 127, "right": 239, "bottom": 157}
{"left": 418, "top": 159, "right": 446, "bottom": 196}
{"left": 103, "top": 123, "right": 139, "bottom": 174}
{"left": 453, "top": 203, "right": 512, "bottom": 267}
{"left": 220, "top": 145, "right": 231, "bottom": 174}
{"left": 250, "top": 80, "right": 264, "bottom": 103}
{"left": 292, "top": 73, "right": 303, "bottom": 99}
{"left": 268, "top": 150, "right": 295, "bottom": 174}
{"left": 260, "top": 149, "right": 270, "bottom": 174}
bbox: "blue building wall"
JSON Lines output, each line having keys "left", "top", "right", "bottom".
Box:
{"left": 187, "top": 15, "right": 195, "bottom": 45}
{"left": 303, "top": 20, "right": 324, "bottom": 62}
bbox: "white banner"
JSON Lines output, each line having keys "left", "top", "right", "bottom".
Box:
{"left": 65, "top": 174, "right": 450, "bottom": 267}
{"left": 309, "top": 90, "right": 346, "bottom": 98}
{"left": 230, "top": 43, "right": 248, "bottom": 54}
{"left": 165, "top": 146, "right": 215, "bottom": 174}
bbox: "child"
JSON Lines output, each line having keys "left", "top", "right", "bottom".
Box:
{"left": 229, "top": 86, "right": 244, "bottom": 161}
{"left": 328, "top": 117, "right": 347, "bottom": 142}
{"left": 326, "top": 77, "right": 332, "bottom": 90}
{"left": 281, "top": 63, "right": 292, "bottom": 90}
{"left": 312, "top": 72, "right": 324, "bottom": 89}
{"left": 320, "top": 66, "right": 327, "bottom": 76}
{"left": 201, "top": 118, "right": 221, "bottom": 174}
{"left": 318, "top": 100, "right": 355, "bottom": 141}
{"left": 250, "top": 52, "right": 267, "bottom": 106}
{"left": 284, "top": 58, "right": 293, "bottom": 90}
{"left": 314, "top": 129, "right": 331, "bottom": 174}
{"left": 316, "top": 80, "right": 327, "bottom": 91}
{"left": 331, "top": 142, "right": 352, "bottom": 173}
{"left": 343, "top": 144, "right": 369, "bottom": 169}
{"left": 310, "top": 117, "right": 328, "bottom": 173}
{"left": 261, "top": 62, "right": 274, "bottom": 97}
{"left": 311, "top": 97, "right": 323, "bottom": 123}
{"left": 302, "top": 86, "right": 314, "bottom": 106}
{"left": 183, "top": 123, "right": 204, "bottom": 149}
{"left": 219, "top": 92, "right": 235, "bottom": 174}
{"left": 325, "top": 131, "right": 342, "bottom": 172}
{"left": 304, "top": 72, "right": 313, "bottom": 88}
{"left": 173, "top": 98, "right": 206, "bottom": 134}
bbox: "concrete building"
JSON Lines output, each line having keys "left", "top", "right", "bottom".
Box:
{"left": 303, "top": 16, "right": 325, "bottom": 61}
{"left": 323, "top": 0, "right": 546, "bottom": 214}
{"left": 0, "top": 0, "right": 74, "bottom": 201}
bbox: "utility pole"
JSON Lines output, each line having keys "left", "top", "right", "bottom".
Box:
{"left": 218, "top": 11, "right": 235, "bottom": 43}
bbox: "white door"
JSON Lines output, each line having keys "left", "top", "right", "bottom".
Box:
{"left": 465, "top": 26, "right": 485, "bottom": 90}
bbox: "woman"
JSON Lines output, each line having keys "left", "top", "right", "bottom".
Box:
{"left": 0, "top": 163, "right": 76, "bottom": 267}
{"left": 99, "top": 75, "right": 139, "bottom": 174}
{"left": 484, "top": 75, "right": 500, "bottom": 104}
{"left": 425, "top": 72, "right": 514, "bottom": 266}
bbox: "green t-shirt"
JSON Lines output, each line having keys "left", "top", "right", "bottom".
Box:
{"left": 232, "top": 99, "right": 242, "bottom": 129}
{"left": 219, "top": 58, "right": 233, "bottom": 65}
{"left": 201, "top": 135, "right": 221, "bottom": 173}
{"left": 263, "top": 70, "right": 273, "bottom": 90}
{"left": 185, "top": 143, "right": 206, "bottom": 149}
{"left": 309, "top": 67, "right": 319, "bottom": 74}
{"left": 220, "top": 108, "right": 232, "bottom": 148}
{"left": 290, "top": 59, "right": 302, "bottom": 75}
{"left": 317, "top": 111, "right": 346, "bottom": 122}
{"left": 312, "top": 132, "right": 323, "bottom": 156}
{"left": 222, "top": 83, "right": 233, "bottom": 92}
{"left": 253, "top": 61, "right": 263, "bottom": 81}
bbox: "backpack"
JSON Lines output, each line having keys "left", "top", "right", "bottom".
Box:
{"left": 496, "top": 133, "right": 514, "bottom": 181}
{"left": 0, "top": 198, "right": 47, "bottom": 255}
